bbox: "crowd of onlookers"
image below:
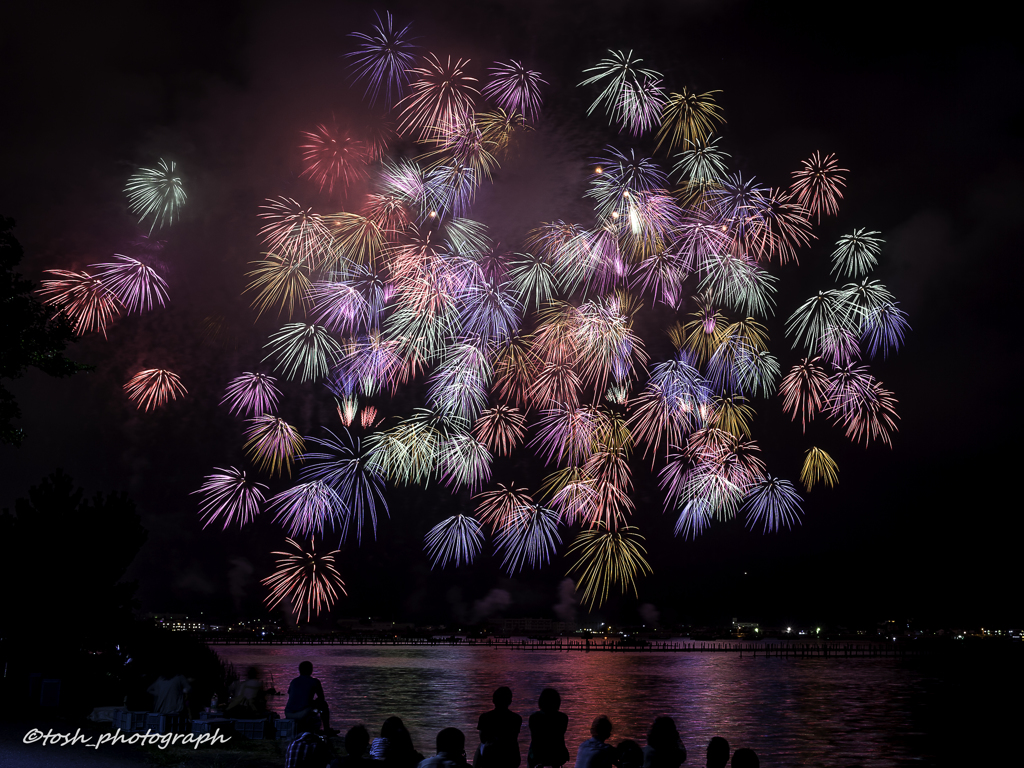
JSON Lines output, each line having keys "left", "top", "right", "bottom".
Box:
{"left": 278, "top": 663, "right": 761, "bottom": 768}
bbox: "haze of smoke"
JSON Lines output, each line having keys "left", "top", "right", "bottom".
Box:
{"left": 227, "top": 556, "right": 254, "bottom": 610}
{"left": 174, "top": 563, "right": 216, "bottom": 594}
{"left": 447, "top": 586, "right": 468, "bottom": 623}
{"left": 553, "top": 577, "right": 577, "bottom": 623}
{"left": 472, "top": 588, "right": 512, "bottom": 622}
{"left": 639, "top": 602, "right": 659, "bottom": 626}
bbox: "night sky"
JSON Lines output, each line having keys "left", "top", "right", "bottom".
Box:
{"left": 2, "top": 0, "right": 1021, "bottom": 629}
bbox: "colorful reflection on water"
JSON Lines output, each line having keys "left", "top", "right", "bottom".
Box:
{"left": 216, "top": 645, "right": 934, "bottom": 767}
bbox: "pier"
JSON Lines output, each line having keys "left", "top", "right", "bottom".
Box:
{"left": 199, "top": 635, "right": 926, "bottom": 656}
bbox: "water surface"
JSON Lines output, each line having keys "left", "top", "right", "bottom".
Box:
{"left": 216, "top": 644, "right": 953, "bottom": 767}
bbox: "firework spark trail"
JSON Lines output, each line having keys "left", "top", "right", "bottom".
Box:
{"left": 262, "top": 538, "right": 347, "bottom": 622}
{"left": 780, "top": 358, "right": 830, "bottom": 432}
{"left": 567, "top": 525, "right": 652, "bottom": 609}
{"left": 264, "top": 323, "right": 344, "bottom": 383}
{"left": 91, "top": 255, "right": 169, "bottom": 313}
{"left": 655, "top": 89, "right": 725, "bottom": 155}
{"left": 831, "top": 229, "right": 883, "bottom": 278}
{"left": 579, "top": 50, "right": 662, "bottom": 134}
{"left": 268, "top": 481, "right": 346, "bottom": 539}
{"left": 424, "top": 514, "right": 484, "bottom": 568}
{"left": 791, "top": 152, "right": 847, "bottom": 223}
{"left": 800, "top": 447, "right": 838, "bottom": 491}
{"left": 38, "top": 270, "right": 122, "bottom": 337}
{"left": 125, "top": 159, "right": 186, "bottom": 233}
{"left": 347, "top": 11, "right": 418, "bottom": 107}
{"left": 258, "top": 197, "right": 334, "bottom": 266}
{"left": 482, "top": 60, "right": 546, "bottom": 123}
{"left": 494, "top": 505, "right": 561, "bottom": 573}
{"left": 244, "top": 415, "right": 304, "bottom": 477}
{"left": 221, "top": 373, "right": 281, "bottom": 417}
{"left": 193, "top": 468, "right": 267, "bottom": 529}
{"left": 302, "top": 428, "right": 388, "bottom": 543}
{"left": 397, "top": 54, "right": 480, "bottom": 140}
{"left": 300, "top": 123, "right": 370, "bottom": 196}
{"left": 124, "top": 369, "right": 186, "bottom": 410}
{"left": 743, "top": 476, "right": 803, "bottom": 533}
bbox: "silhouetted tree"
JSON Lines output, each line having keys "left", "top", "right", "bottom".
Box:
{"left": 0, "top": 216, "right": 90, "bottom": 445}
{"left": 0, "top": 469, "right": 147, "bottom": 646}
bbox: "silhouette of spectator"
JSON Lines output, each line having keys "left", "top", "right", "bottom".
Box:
{"left": 528, "top": 688, "right": 570, "bottom": 768}
{"left": 147, "top": 667, "right": 191, "bottom": 714}
{"left": 476, "top": 686, "right": 523, "bottom": 768}
{"left": 336, "top": 725, "right": 379, "bottom": 768}
{"left": 226, "top": 665, "right": 266, "bottom": 718}
{"left": 286, "top": 661, "right": 338, "bottom": 737}
{"left": 372, "top": 716, "right": 425, "bottom": 768}
{"left": 706, "top": 738, "right": 729, "bottom": 768}
{"left": 642, "top": 717, "right": 686, "bottom": 768}
{"left": 575, "top": 716, "right": 614, "bottom": 768}
{"left": 419, "top": 727, "right": 469, "bottom": 768}
{"left": 729, "top": 749, "right": 757, "bottom": 768}
{"left": 615, "top": 739, "right": 644, "bottom": 768}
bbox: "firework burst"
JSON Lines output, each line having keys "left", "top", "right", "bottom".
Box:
{"left": 91, "top": 255, "right": 168, "bottom": 313}
{"left": 193, "top": 468, "right": 267, "bottom": 529}
{"left": 424, "top": 514, "right": 484, "bottom": 568}
{"left": 244, "top": 415, "right": 305, "bottom": 477}
{"left": 743, "top": 476, "right": 803, "bottom": 533}
{"left": 262, "top": 538, "right": 347, "bottom": 622}
{"left": 567, "top": 525, "right": 652, "bottom": 609}
{"left": 800, "top": 447, "right": 838, "bottom": 491}
{"left": 347, "top": 11, "right": 418, "bottom": 106}
{"left": 482, "top": 60, "right": 546, "bottom": 123}
{"left": 791, "top": 152, "right": 847, "bottom": 223}
{"left": 38, "top": 270, "right": 121, "bottom": 337}
{"left": 125, "top": 159, "right": 186, "bottom": 233}
{"left": 397, "top": 53, "right": 479, "bottom": 140}
{"left": 154, "top": 34, "right": 912, "bottom": 611}
{"left": 221, "top": 372, "right": 281, "bottom": 417}
{"left": 124, "top": 369, "right": 186, "bottom": 411}
{"left": 300, "top": 123, "right": 370, "bottom": 196}
{"left": 655, "top": 88, "right": 725, "bottom": 155}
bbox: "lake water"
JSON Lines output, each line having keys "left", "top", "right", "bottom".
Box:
{"left": 214, "top": 644, "right": 1005, "bottom": 767}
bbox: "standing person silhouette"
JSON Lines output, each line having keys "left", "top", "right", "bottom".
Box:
{"left": 528, "top": 688, "right": 570, "bottom": 768}
{"left": 476, "top": 686, "right": 523, "bottom": 768}
{"left": 285, "top": 661, "right": 338, "bottom": 737}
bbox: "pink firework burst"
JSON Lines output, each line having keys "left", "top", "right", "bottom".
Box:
{"left": 38, "top": 269, "right": 122, "bottom": 337}
{"left": 124, "top": 368, "right": 186, "bottom": 411}
{"left": 299, "top": 122, "right": 370, "bottom": 196}
{"left": 790, "top": 151, "right": 848, "bottom": 223}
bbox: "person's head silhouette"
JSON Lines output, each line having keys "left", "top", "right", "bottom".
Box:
{"left": 493, "top": 686, "right": 513, "bottom": 709}
{"left": 346, "top": 725, "right": 371, "bottom": 757}
{"left": 731, "top": 748, "right": 758, "bottom": 768}
{"left": 707, "top": 737, "right": 730, "bottom": 768}
{"left": 437, "top": 727, "right": 465, "bottom": 755}
{"left": 591, "top": 716, "right": 613, "bottom": 743}
{"left": 538, "top": 687, "right": 561, "bottom": 713}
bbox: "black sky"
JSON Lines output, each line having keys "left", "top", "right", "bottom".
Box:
{"left": 2, "top": 0, "right": 1021, "bottom": 628}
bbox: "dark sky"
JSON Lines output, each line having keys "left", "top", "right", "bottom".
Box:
{"left": 2, "top": 0, "right": 1021, "bottom": 629}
